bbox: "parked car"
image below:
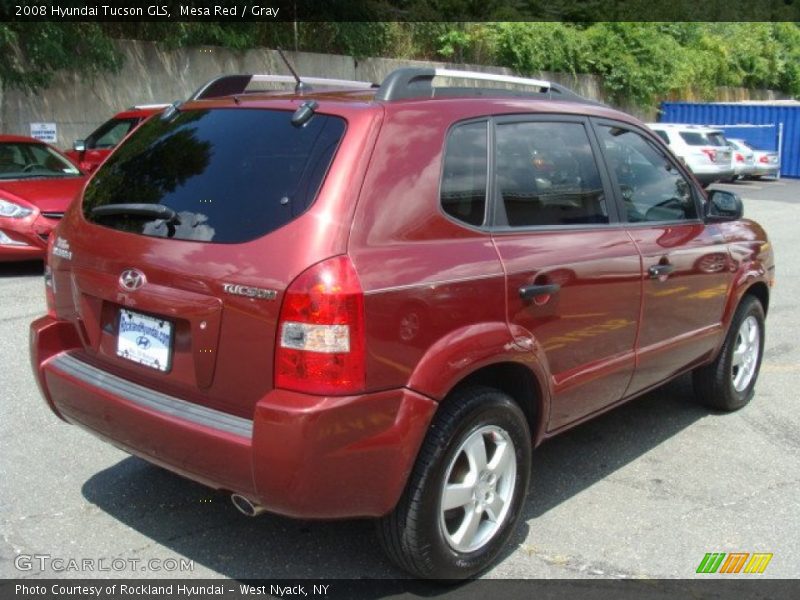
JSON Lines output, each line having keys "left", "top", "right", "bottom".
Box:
{"left": 738, "top": 140, "right": 781, "bottom": 179}
{"left": 727, "top": 138, "right": 756, "bottom": 179}
{"left": 30, "top": 68, "right": 774, "bottom": 579}
{"left": 647, "top": 123, "right": 735, "bottom": 185}
{"left": 0, "top": 135, "right": 85, "bottom": 261}
{"left": 65, "top": 104, "right": 170, "bottom": 173}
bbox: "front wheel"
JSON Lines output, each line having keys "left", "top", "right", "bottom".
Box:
{"left": 693, "top": 295, "right": 765, "bottom": 411}
{"left": 377, "top": 386, "right": 531, "bottom": 579}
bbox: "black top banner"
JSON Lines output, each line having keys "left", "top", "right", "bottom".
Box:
{"left": 1, "top": 0, "right": 799, "bottom": 22}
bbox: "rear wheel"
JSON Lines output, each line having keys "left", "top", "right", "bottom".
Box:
{"left": 377, "top": 386, "right": 531, "bottom": 579}
{"left": 693, "top": 295, "right": 765, "bottom": 411}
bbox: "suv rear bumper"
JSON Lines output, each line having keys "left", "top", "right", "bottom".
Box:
{"left": 30, "top": 315, "right": 437, "bottom": 519}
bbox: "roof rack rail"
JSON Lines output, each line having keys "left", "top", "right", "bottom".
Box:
{"left": 374, "top": 67, "right": 598, "bottom": 104}
{"left": 190, "top": 74, "right": 377, "bottom": 100}
{"left": 127, "top": 103, "right": 172, "bottom": 110}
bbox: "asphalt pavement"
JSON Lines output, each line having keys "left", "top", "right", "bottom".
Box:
{"left": 1, "top": 177, "right": 798, "bottom": 581}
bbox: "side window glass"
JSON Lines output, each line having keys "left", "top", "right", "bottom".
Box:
{"left": 598, "top": 125, "right": 697, "bottom": 223}
{"left": 94, "top": 121, "right": 135, "bottom": 148}
{"left": 495, "top": 121, "right": 608, "bottom": 227}
{"left": 441, "top": 121, "right": 488, "bottom": 227}
{"left": 86, "top": 119, "right": 138, "bottom": 149}
{"left": 654, "top": 130, "right": 670, "bottom": 144}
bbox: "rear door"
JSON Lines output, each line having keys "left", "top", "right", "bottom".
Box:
{"left": 593, "top": 120, "right": 734, "bottom": 395}
{"left": 489, "top": 116, "right": 642, "bottom": 431}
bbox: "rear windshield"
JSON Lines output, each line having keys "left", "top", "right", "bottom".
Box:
{"left": 83, "top": 108, "right": 346, "bottom": 243}
{"left": 679, "top": 131, "right": 727, "bottom": 146}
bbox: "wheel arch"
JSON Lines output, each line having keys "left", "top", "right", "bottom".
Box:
{"left": 743, "top": 280, "right": 770, "bottom": 316}
{"left": 439, "top": 361, "right": 549, "bottom": 448}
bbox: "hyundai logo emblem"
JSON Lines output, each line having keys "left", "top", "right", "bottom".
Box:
{"left": 119, "top": 269, "right": 146, "bottom": 292}
{"left": 136, "top": 335, "right": 152, "bottom": 349}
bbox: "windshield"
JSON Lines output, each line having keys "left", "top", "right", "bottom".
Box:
{"left": 85, "top": 117, "right": 140, "bottom": 149}
{"left": 0, "top": 142, "right": 82, "bottom": 180}
{"left": 83, "top": 108, "right": 346, "bottom": 243}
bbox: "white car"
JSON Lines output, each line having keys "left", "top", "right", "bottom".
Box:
{"left": 647, "top": 123, "right": 735, "bottom": 186}
{"left": 728, "top": 138, "right": 757, "bottom": 178}
{"left": 731, "top": 139, "right": 781, "bottom": 179}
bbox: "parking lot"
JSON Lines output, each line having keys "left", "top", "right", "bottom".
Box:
{"left": 1, "top": 178, "right": 798, "bottom": 581}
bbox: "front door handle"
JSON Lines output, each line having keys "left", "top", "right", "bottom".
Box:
{"left": 519, "top": 283, "right": 560, "bottom": 300}
{"left": 648, "top": 263, "right": 675, "bottom": 279}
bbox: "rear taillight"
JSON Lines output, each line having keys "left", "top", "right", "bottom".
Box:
{"left": 701, "top": 148, "right": 717, "bottom": 162}
{"left": 735, "top": 153, "right": 744, "bottom": 163}
{"left": 760, "top": 155, "right": 770, "bottom": 164}
{"left": 275, "top": 255, "right": 365, "bottom": 395}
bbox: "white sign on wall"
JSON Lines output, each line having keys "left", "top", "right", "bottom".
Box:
{"left": 30, "top": 122, "right": 57, "bottom": 143}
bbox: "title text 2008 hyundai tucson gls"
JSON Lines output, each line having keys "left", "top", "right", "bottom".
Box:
{"left": 30, "top": 68, "right": 774, "bottom": 579}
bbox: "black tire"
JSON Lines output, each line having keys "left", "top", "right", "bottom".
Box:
{"left": 693, "top": 295, "right": 765, "bottom": 411}
{"left": 377, "top": 386, "right": 531, "bottom": 579}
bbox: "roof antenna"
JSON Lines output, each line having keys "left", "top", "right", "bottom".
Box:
{"left": 277, "top": 47, "right": 309, "bottom": 94}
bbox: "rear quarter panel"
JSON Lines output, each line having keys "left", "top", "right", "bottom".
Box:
{"left": 349, "top": 101, "right": 513, "bottom": 396}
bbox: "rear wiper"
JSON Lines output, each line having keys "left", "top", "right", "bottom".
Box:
{"left": 91, "top": 203, "right": 181, "bottom": 236}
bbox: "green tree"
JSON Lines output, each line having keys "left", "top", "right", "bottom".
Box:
{"left": 3, "top": 20, "right": 800, "bottom": 109}
{"left": 0, "top": 23, "right": 122, "bottom": 92}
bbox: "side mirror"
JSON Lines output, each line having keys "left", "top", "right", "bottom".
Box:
{"left": 73, "top": 139, "right": 86, "bottom": 153}
{"left": 706, "top": 189, "right": 743, "bottom": 221}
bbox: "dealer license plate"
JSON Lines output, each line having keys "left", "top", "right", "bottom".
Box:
{"left": 116, "top": 308, "right": 173, "bottom": 372}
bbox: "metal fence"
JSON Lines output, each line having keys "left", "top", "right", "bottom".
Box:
{"left": 660, "top": 102, "right": 800, "bottom": 178}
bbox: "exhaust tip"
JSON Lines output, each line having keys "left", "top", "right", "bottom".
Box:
{"left": 231, "top": 493, "right": 266, "bottom": 517}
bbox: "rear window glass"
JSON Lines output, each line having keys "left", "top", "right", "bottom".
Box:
{"left": 83, "top": 108, "right": 346, "bottom": 243}
{"left": 679, "top": 131, "right": 726, "bottom": 146}
{"left": 440, "top": 122, "right": 488, "bottom": 226}
{"left": 679, "top": 132, "right": 706, "bottom": 145}
{"left": 495, "top": 121, "right": 608, "bottom": 227}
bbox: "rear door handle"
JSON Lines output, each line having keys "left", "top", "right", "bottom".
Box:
{"left": 648, "top": 264, "right": 675, "bottom": 279}
{"left": 519, "top": 283, "right": 560, "bottom": 299}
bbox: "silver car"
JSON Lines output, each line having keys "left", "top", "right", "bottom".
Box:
{"left": 738, "top": 140, "right": 781, "bottom": 179}
{"left": 728, "top": 138, "right": 756, "bottom": 178}
{"left": 647, "top": 123, "right": 735, "bottom": 186}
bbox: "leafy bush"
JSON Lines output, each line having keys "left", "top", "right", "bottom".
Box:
{"left": 3, "top": 21, "right": 799, "bottom": 108}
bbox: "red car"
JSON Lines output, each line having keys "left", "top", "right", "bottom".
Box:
{"left": 65, "top": 104, "right": 169, "bottom": 173}
{"left": 30, "top": 68, "right": 774, "bottom": 579}
{"left": 0, "top": 135, "right": 85, "bottom": 261}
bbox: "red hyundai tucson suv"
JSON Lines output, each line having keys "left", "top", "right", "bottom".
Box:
{"left": 30, "top": 68, "right": 774, "bottom": 579}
